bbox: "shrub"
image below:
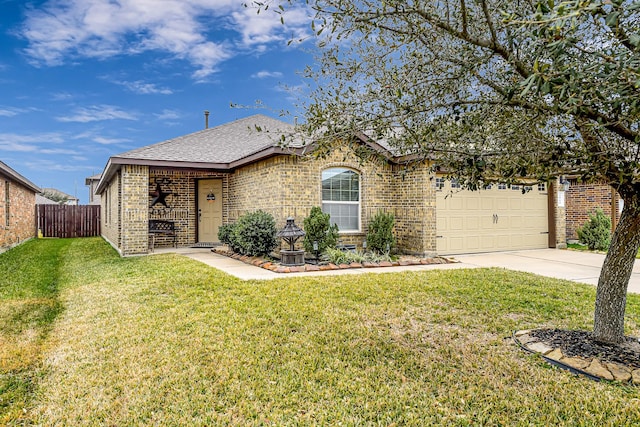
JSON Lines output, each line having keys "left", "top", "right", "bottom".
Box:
{"left": 323, "top": 247, "right": 367, "bottom": 264}
{"left": 234, "top": 210, "right": 278, "bottom": 256}
{"left": 218, "top": 223, "right": 242, "bottom": 253}
{"left": 577, "top": 209, "right": 611, "bottom": 251}
{"left": 303, "top": 206, "right": 339, "bottom": 255}
{"left": 322, "top": 247, "right": 393, "bottom": 264}
{"left": 366, "top": 211, "right": 395, "bottom": 254}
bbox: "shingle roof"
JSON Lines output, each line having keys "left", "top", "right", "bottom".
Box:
{"left": 96, "top": 114, "right": 400, "bottom": 194}
{"left": 36, "top": 194, "right": 58, "bottom": 205}
{"left": 0, "top": 160, "right": 41, "bottom": 193}
{"left": 115, "top": 114, "right": 301, "bottom": 164}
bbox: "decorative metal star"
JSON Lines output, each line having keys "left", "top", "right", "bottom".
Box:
{"left": 150, "top": 182, "right": 172, "bottom": 207}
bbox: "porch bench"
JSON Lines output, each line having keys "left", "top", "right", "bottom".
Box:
{"left": 148, "top": 220, "right": 176, "bottom": 252}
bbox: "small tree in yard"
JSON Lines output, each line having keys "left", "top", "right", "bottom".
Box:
{"left": 256, "top": 1, "right": 640, "bottom": 344}
{"left": 303, "top": 206, "right": 339, "bottom": 255}
{"left": 366, "top": 211, "right": 395, "bottom": 254}
{"left": 578, "top": 209, "right": 612, "bottom": 252}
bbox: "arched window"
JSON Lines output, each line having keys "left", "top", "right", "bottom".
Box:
{"left": 321, "top": 167, "right": 360, "bottom": 232}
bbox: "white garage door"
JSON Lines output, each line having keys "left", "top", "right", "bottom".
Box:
{"left": 436, "top": 180, "right": 549, "bottom": 255}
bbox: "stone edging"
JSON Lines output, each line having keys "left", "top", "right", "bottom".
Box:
{"left": 514, "top": 330, "right": 640, "bottom": 384}
{"left": 212, "top": 249, "right": 454, "bottom": 273}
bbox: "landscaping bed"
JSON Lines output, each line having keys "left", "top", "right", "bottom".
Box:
{"left": 211, "top": 247, "right": 455, "bottom": 273}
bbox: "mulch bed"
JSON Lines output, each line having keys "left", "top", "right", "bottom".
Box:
{"left": 530, "top": 328, "right": 640, "bottom": 369}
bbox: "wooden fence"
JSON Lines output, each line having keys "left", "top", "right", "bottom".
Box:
{"left": 37, "top": 205, "right": 101, "bottom": 238}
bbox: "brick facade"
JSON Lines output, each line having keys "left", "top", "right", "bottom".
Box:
{"left": 104, "top": 146, "right": 441, "bottom": 256}
{"left": 102, "top": 145, "right": 566, "bottom": 257}
{"left": 566, "top": 181, "right": 620, "bottom": 241}
{"left": 0, "top": 175, "right": 37, "bottom": 251}
{"left": 148, "top": 168, "right": 228, "bottom": 248}
{"left": 227, "top": 147, "right": 436, "bottom": 255}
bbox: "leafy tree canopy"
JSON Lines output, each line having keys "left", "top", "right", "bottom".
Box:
{"left": 255, "top": 0, "right": 640, "bottom": 344}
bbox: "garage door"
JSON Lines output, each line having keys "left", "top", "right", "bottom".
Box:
{"left": 436, "top": 180, "right": 549, "bottom": 255}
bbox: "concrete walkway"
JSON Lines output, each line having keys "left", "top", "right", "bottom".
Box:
{"left": 158, "top": 247, "right": 640, "bottom": 294}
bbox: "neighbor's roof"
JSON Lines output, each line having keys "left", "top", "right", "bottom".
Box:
{"left": 85, "top": 173, "right": 102, "bottom": 186}
{"left": 42, "top": 187, "right": 79, "bottom": 201}
{"left": 36, "top": 194, "right": 59, "bottom": 205}
{"left": 0, "top": 160, "right": 41, "bottom": 193}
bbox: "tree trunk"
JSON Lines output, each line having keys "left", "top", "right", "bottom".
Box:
{"left": 593, "top": 196, "right": 640, "bottom": 344}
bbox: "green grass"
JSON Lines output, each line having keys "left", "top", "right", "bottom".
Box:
{"left": 0, "top": 238, "right": 72, "bottom": 424}
{"left": 568, "top": 242, "right": 640, "bottom": 258}
{"left": 3, "top": 238, "right": 640, "bottom": 425}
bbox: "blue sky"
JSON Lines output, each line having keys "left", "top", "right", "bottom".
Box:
{"left": 1, "top": 0, "right": 313, "bottom": 203}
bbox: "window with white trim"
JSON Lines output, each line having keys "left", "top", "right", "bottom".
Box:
{"left": 322, "top": 168, "right": 360, "bottom": 232}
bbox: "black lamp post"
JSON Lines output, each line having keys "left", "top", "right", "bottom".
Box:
{"left": 277, "top": 217, "right": 306, "bottom": 266}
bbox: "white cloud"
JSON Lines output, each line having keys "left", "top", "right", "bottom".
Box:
{"left": 0, "top": 132, "right": 66, "bottom": 153}
{"left": 93, "top": 136, "right": 131, "bottom": 145}
{"left": 25, "top": 159, "right": 95, "bottom": 172}
{"left": 40, "top": 148, "right": 80, "bottom": 155}
{"left": 252, "top": 70, "right": 283, "bottom": 79}
{"left": 56, "top": 105, "right": 137, "bottom": 123}
{"left": 50, "top": 92, "right": 74, "bottom": 101}
{"left": 113, "top": 80, "right": 174, "bottom": 95}
{"left": 20, "top": 0, "right": 311, "bottom": 79}
{"left": 0, "top": 106, "right": 35, "bottom": 117}
{"left": 155, "top": 109, "right": 182, "bottom": 120}
{"left": 231, "top": 5, "right": 311, "bottom": 47}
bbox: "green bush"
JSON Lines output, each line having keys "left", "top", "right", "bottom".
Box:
{"left": 218, "top": 223, "right": 242, "bottom": 253}
{"left": 303, "top": 206, "right": 339, "bottom": 255}
{"left": 234, "top": 210, "right": 278, "bottom": 256}
{"left": 577, "top": 209, "right": 611, "bottom": 251}
{"left": 366, "top": 211, "right": 395, "bottom": 254}
{"left": 323, "top": 247, "right": 366, "bottom": 264}
{"left": 322, "top": 247, "right": 392, "bottom": 264}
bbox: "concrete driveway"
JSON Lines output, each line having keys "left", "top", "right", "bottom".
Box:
{"left": 169, "top": 247, "right": 640, "bottom": 294}
{"left": 455, "top": 249, "right": 640, "bottom": 294}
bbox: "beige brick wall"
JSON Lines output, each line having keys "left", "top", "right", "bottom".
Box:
{"left": 101, "top": 170, "right": 121, "bottom": 251}
{"left": 391, "top": 163, "right": 437, "bottom": 256}
{"left": 0, "top": 175, "right": 36, "bottom": 251}
{"left": 228, "top": 147, "right": 436, "bottom": 254}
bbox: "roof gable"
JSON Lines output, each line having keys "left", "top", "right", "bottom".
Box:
{"left": 115, "top": 114, "right": 300, "bottom": 164}
{"left": 0, "top": 161, "right": 41, "bottom": 193}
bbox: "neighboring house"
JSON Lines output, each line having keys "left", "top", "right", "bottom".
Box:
{"left": 36, "top": 194, "right": 59, "bottom": 205}
{"left": 85, "top": 173, "right": 102, "bottom": 205}
{"left": 0, "top": 160, "right": 41, "bottom": 251}
{"left": 566, "top": 180, "right": 621, "bottom": 242}
{"left": 41, "top": 188, "right": 80, "bottom": 205}
{"left": 96, "top": 114, "right": 567, "bottom": 257}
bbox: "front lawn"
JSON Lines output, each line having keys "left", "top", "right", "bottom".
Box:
{"left": 3, "top": 238, "right": 640, "bottom": 425}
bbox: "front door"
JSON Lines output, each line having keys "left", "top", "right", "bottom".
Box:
{"left": 198, "top": 179, "right": 223, "bottom": 242}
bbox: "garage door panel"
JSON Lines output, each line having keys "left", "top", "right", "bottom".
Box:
{"left": 450, "top": 217, "right": 464, "bottom": 230}
{"left": 466, "top": 217, "right": 479, "bottom": 230}
{"left": 436, "top": 181, "right": 548, "bottom": 255}
{"left": 466, "top": 198, "right": 479, "bottom": 210}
